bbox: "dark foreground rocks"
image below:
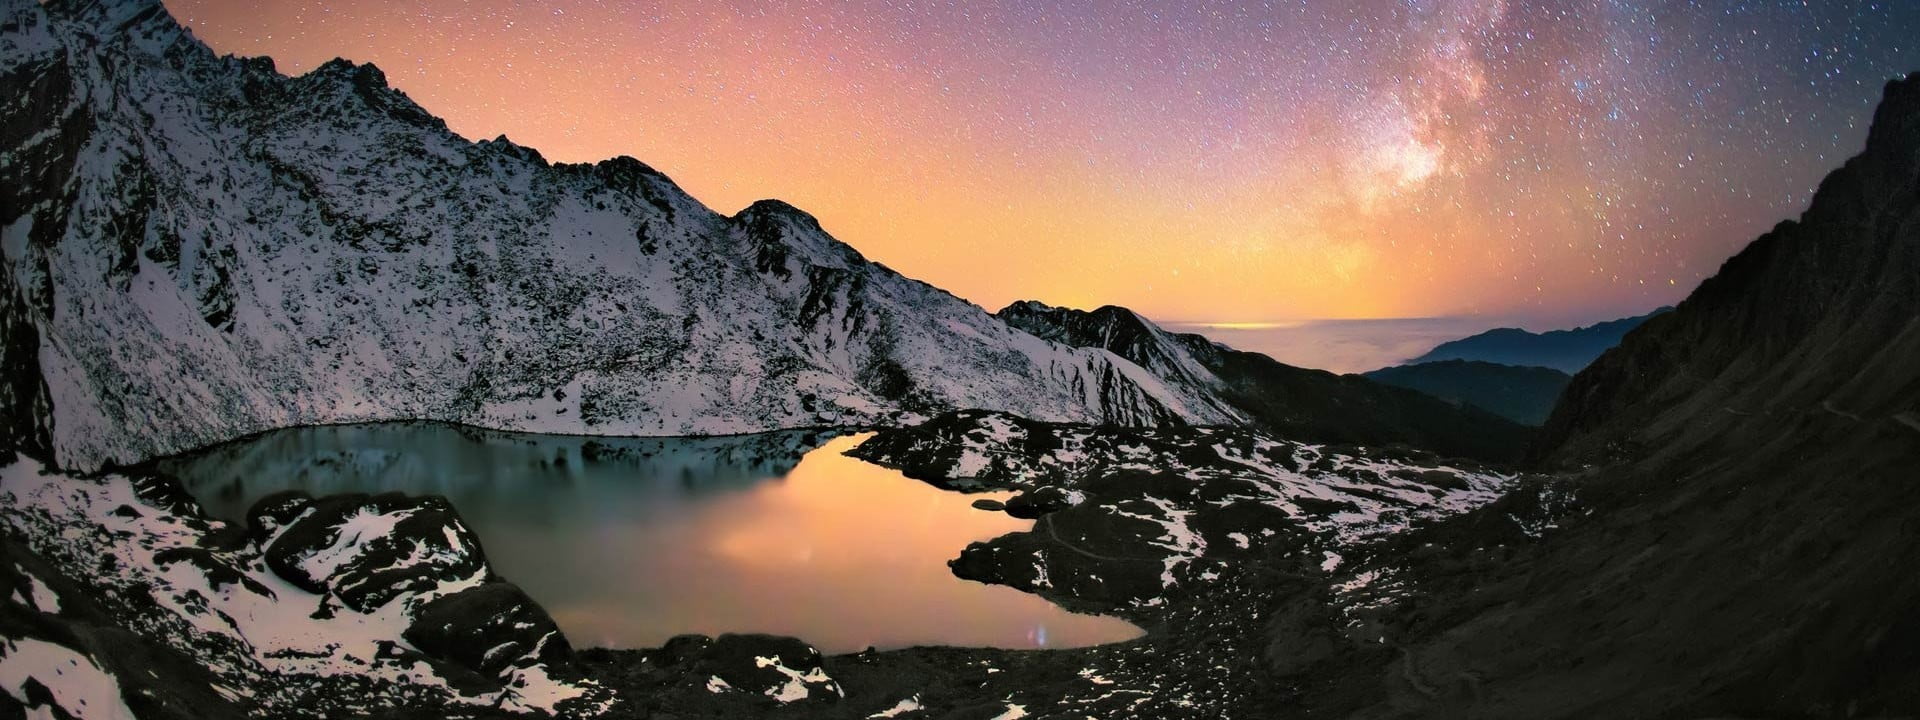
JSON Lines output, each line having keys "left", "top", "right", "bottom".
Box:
{"left": 0, "top": 456, "right": 610, "bottom": 718}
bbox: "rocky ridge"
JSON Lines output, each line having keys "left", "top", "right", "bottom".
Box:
{"left": 0, "top": 453, "right": 615, "bottom": 717}
{"left": 0, "top": 0, "right": 1242, "bottom": 474}
{"left": 1273, "top": 72, "right": 1920, "bottom": 718}
{"left": 997, "top": 301, "right": 1535, "bottom": 460}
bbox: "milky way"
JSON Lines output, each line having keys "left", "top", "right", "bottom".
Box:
{"left": 168, "top": 0, "right": 1919, "bottom": 326}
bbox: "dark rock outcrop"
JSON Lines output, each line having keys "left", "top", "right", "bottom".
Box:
{"left": 259, "top": 493, "right": 488, "bottom": 612}
{"left": 406, "top": 582, "right": 571, "bottom": 678}
{"left": 1003, "top": 486, "right": 1074, "bottom": 519}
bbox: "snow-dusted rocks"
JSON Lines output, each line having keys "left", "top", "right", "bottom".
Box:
{"left": 0, "top": 637, "right": 138, "bottom": 720}
{"left": 996, "top": 301, "right": 1538, "bottom": 461}
{"left": 577, "top": 633, "right": 844, "bottom": 715}
{"left": 666, "top": 635, "right": 840, "bottom": 704}
{"left": 0, "top": 453, "right": 611, "bottom": 718}
{"left": 0, "top": 0, "right": 1240, "bottom": 473}
{"left": 849, "top": 410, "right": 1517, "bottom": 608}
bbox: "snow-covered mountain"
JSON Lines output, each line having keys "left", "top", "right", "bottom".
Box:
{"left": 0, "top": 0, "right": 1239, "bottom": 472}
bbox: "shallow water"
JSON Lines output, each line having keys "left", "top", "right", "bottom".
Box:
{"left": 159, "top": 422, "right": 1142, "bottom": 653}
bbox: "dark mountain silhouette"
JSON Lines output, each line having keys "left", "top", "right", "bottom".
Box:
{"left": 1407, "top": 307, "right": 1671, "bottom": 373}
{"left": 998, "top": 301, "right": 1537, "bottom": 461}
{"left": 1362, "top": 360, "right": 1571, "bottom": 426}
{"left": 1288, "top": 72, "right": 1920, "bottom": 718}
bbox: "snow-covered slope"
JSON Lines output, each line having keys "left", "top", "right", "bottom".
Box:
{"left": 0, "top": 0, "right": 1237, "bottom": 471}
{"left": 0, "top": 454, "right": 616, "bottom": 717}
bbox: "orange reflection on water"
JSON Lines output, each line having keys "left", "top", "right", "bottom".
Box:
{"left": 527, "top": 434, "right": 1140, "bottom": 652}
{"left": 168, "top": 425, "right": 1141, "bottom": 653}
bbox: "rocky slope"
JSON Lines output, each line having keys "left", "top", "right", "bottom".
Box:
{"left": 0, "top": 0, "right": 1245, "bottom": 473}
{"left": 0, "top": 410, "right": 1527, "bottom": 720}
{"left": 1278, "top": 73, "right": 1920, "bottom": 718}
{"left": 998, "top": 301, "right": 1535, "bottom": 460}
{"left": 1362, "top": 360, "right": 1570, "bottom": 426}
{"left": 1407, "top": 307, "right": 1670, "bottom": 373}
{"left": 0, "top": 454, "right": 616, "bottom": 718}
{"left": 577, "top": 411, "right": 1523, "bottom": 719}
{"left": 1539, "top": 76, "right": 1920, "bottom": 466}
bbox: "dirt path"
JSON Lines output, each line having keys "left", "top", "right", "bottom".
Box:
{"left": 1894, "top": 412, "right": 1920, "bottom": 435}
{"left": 1820, "top": 400, "right": 1865, "bottom": 422}
{"left": 1037, "top": 514, "right": 1159, "bottom": 564}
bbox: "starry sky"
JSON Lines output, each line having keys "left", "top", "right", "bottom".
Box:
{"left": 168, "top": 0, "right": 1920, "bottom": 328}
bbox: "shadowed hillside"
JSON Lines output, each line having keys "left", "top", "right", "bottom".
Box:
{"left": 1290, "top": 72, "right": 1920, "bottom": 719}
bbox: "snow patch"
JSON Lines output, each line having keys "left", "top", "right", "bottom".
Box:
{"left": 0, "top": 637, "right": 136, "bottom": 720}
{"left": 869, "top": 694, "right": 922, "bottom": 717}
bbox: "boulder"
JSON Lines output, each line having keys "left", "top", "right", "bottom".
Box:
{"left": 404, "top": 582, "right": 570, "bottom": 677}
{"left": 258, "top": 493, "right": 489, "bottom": 611}
{"left": 1004, "top": 486, "right": 1074, "bottom": 518}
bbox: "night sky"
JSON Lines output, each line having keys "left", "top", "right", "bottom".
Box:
{"left": 168, "top": 1, "right": 1920, "bottom": 327}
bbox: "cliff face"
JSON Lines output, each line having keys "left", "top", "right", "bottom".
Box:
{"left": 0, "top": 0, "right": 1241, "bottom": 471}
{"left": 1538, "top": 74, "right": 1920, "bottom": 466}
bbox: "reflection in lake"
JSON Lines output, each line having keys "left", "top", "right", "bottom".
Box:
{"left": 158, "top": 422, "right": 1143, "bottom": 653}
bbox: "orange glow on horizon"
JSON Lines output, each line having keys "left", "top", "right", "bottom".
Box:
{"left": 161, "top": 0, "right": 1914, "bottom": 327}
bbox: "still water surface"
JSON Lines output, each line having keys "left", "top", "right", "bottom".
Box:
{"left": 160, "top": 423, "right": 1141, "bottom": 653}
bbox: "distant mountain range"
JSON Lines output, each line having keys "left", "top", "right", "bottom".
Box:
{"left": 999, "top": 301, "right": 1534, "bottom": 459}
{"left": 1361, "top": 360, "right": 1570, "bottom": 426}
{"left": 1405, "top": 308, "right": 1672, "bottom": 373}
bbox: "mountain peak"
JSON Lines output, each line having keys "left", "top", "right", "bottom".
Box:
{"left": 736, "top": 198, "right": 820, "bottom": 225}
{"left": 997, "top": 299, "right": 1057, "bottom": 314}
{"left": 1865, "top": 72, "right": 1920, "bottom": 156}
{"left": 997, "top": 300, "right": 1142, "bottom": 324}
{"left": 478, "top": 134, "right": 548, "bottom": 165}
{"left": 1538, "top": 70, "right": 1920, "bottom": 465}
{"left": 306, "top": 56, "right": 390, "bottom": 86}
{"left": 996, "top": 300, "right": 1156, "bottom": 343}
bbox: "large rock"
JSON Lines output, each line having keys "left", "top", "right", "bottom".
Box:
{"left": 1004, "top": 485, "right": 1074, "bottom": 518}
{"left": 258, "top": 493, "right": 488, "bottom": 612}
{"left": 405, "top": 582, "right": 570, "bottom": 678}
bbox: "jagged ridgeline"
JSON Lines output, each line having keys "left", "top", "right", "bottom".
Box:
{"left": 0, "top": 0, "right": 1525, "bottom": 472}
{"left": 997, "top": 301, "right": 1535, "bottom": 458}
